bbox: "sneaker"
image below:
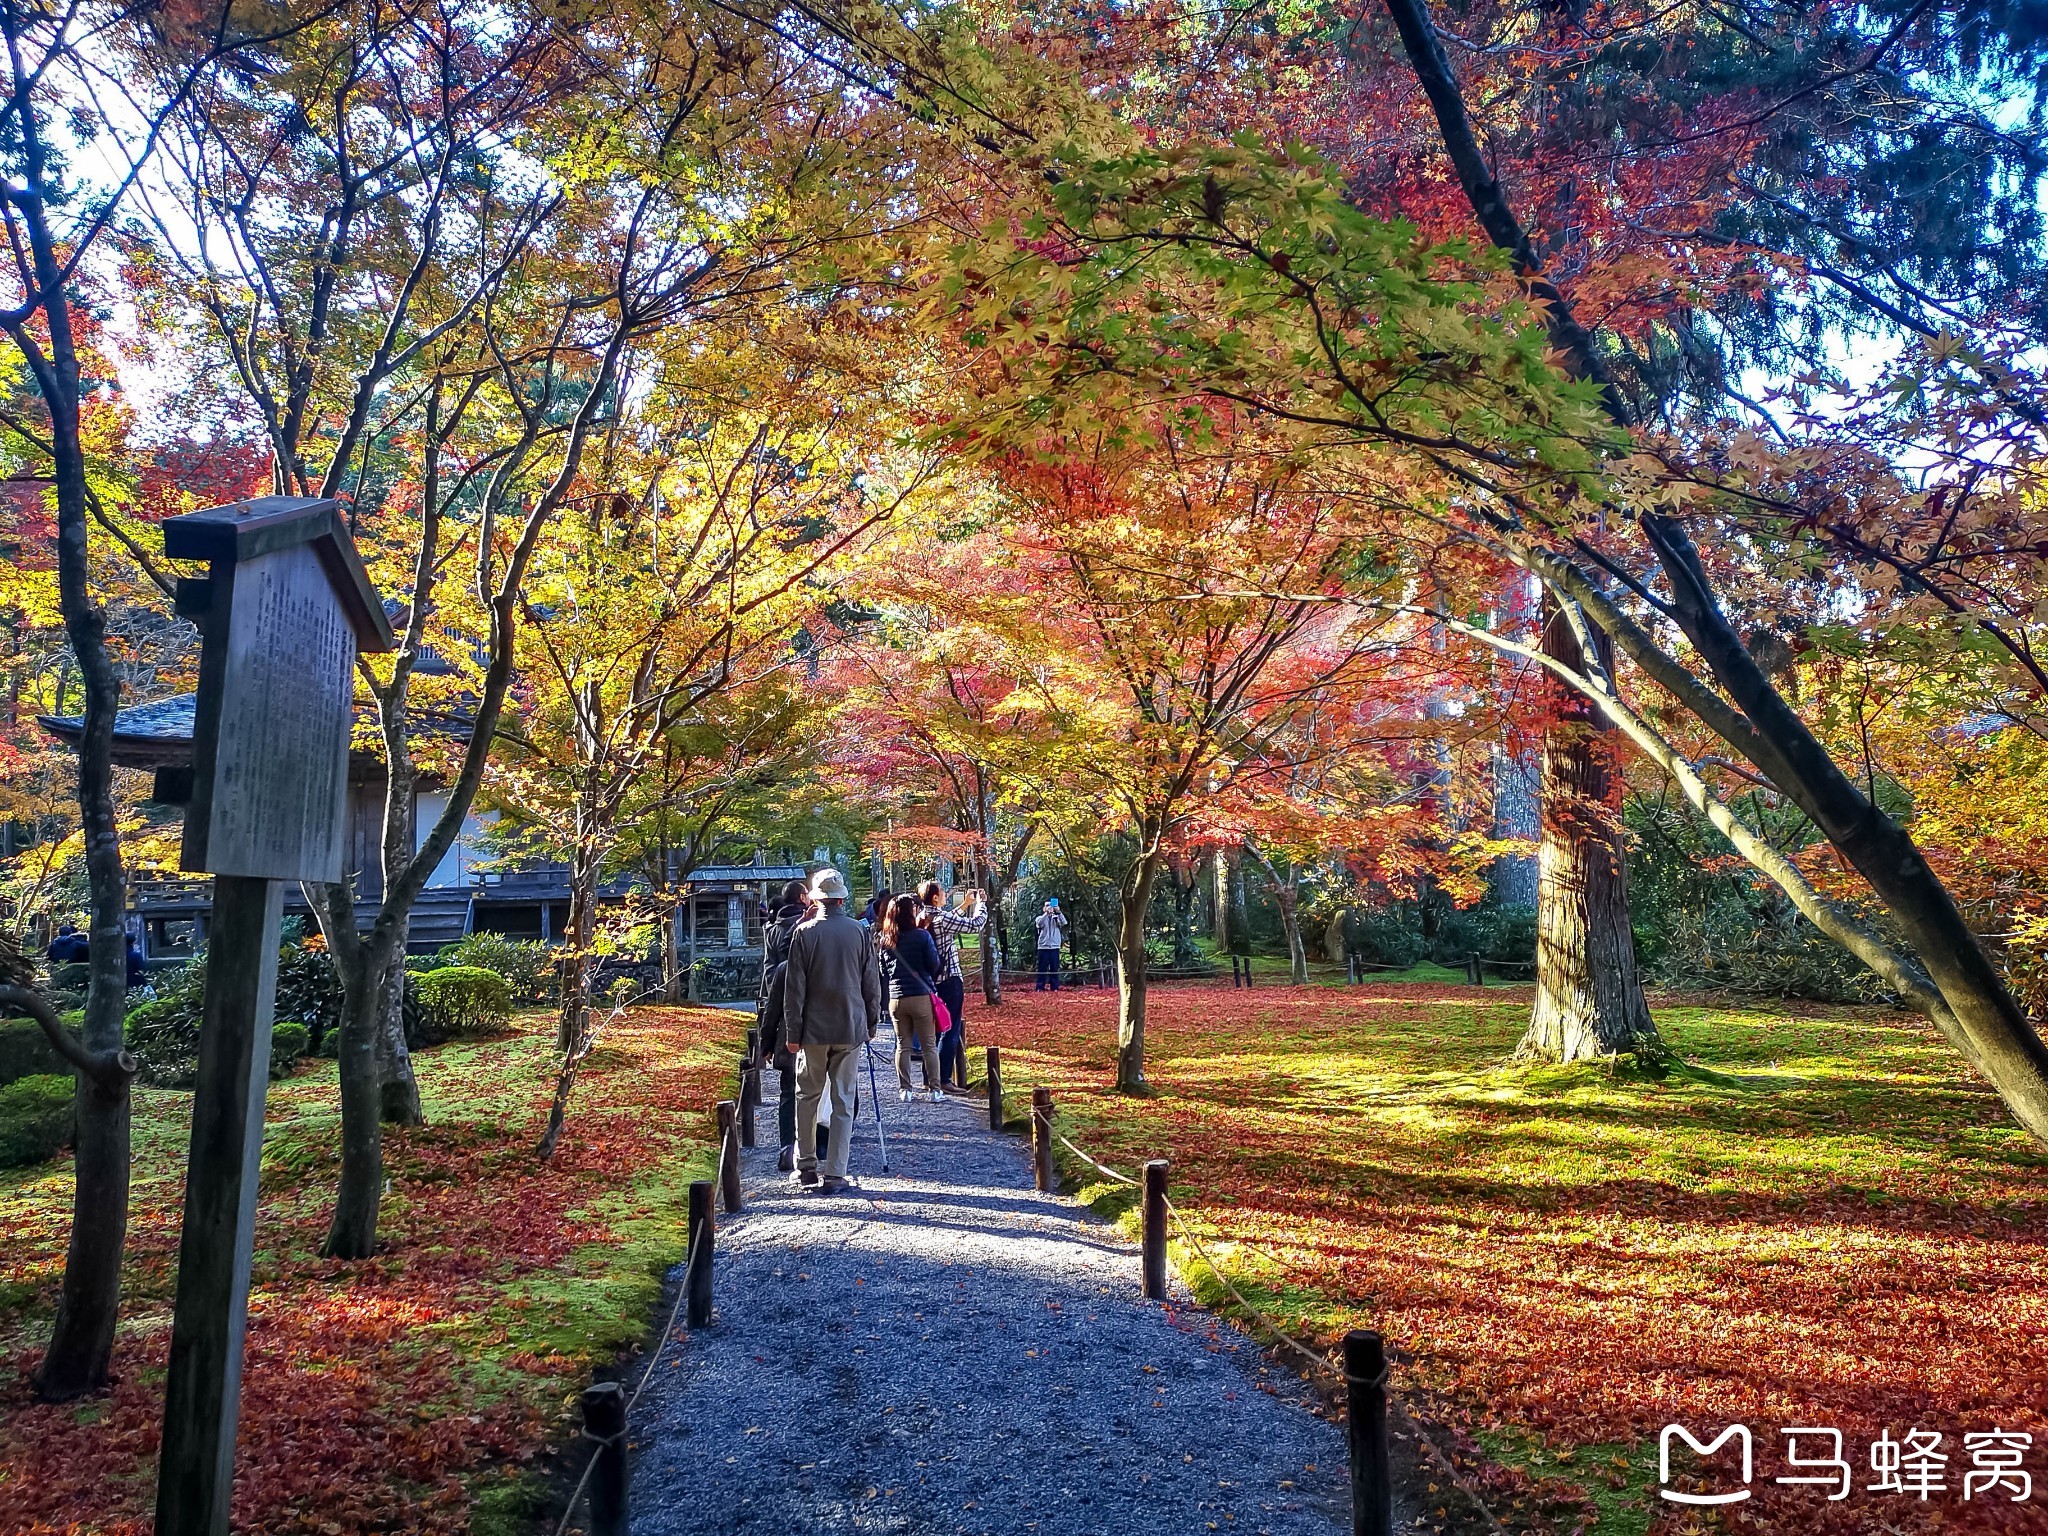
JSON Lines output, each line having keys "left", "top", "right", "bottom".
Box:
{"left": 776, "top": 1143, "right": 795, "bottom": 1173}
{"left": 820, "top": 1176, "right": 851, "bottom": 1195}
{"left": 794, "top": 1167, "right": 820, "bottom": 1187}
{"left": 927, "top": 1089, "right": 946, "bottom": 1103}
{"left": 899, "top": 1089, "right": 915, "bottom": 1102}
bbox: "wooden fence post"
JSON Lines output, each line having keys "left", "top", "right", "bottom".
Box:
{"left": 986, "top": 1046, "right": 1003, "bottom": 1131}
{"left": 717, "top": 1101, "right": 742, "bottom": 1214}
{"left": 744, "top": 1026, "right": 760, "bottom": 1068}
{"left": 686, "top": 1180, "right": 714, "bottom": 1328}
{"left": 738, "top": 1068, "right": 760, "bottom": 1148}
{"left": 1465, "top": 955, "right": 1482, "bottom": 987}
{"left": 1031, "top": 1086, "right": 1054, "bottom": 1192}
{"left": 1344, "top": 1329, "right": 1391, "bottom": 1536}
{"left": 582, "top": 1379, "right": 628, "bottom": 1536}
{"left": 1142, "top": 1159, "right": 1169, "bottom": 1300}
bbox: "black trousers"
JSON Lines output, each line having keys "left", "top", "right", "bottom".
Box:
{"left": 936, "top": 974, "right": 967, "bottom": 1086}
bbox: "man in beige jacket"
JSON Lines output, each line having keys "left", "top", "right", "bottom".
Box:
{"left": 784, "top": 867, "right": 883, "bottom": 1192}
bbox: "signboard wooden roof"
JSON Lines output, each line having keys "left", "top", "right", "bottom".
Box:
{"left": 166, "top": 497, "right": 391, "bottom": 884}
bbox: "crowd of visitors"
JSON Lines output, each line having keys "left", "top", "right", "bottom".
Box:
{"left": 752, "top": 868, "right": 994, "bottom": 1193}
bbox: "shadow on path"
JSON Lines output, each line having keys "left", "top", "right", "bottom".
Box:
{"left": 628, "top": 1030, "right": 1363, "bottom": 1536}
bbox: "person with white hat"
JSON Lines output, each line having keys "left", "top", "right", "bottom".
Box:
{"left": 783, "top": 867, "right": 883, "bottom": 1193}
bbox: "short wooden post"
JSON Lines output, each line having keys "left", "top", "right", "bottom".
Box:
{"left": 1141, "top": 1159, "right": 1169, "bottom": 1300}
{"left": 717, "top": 1101, "right": 742, "bottom": 1214}
{"left": 1031, "top": 1086, "right": 1054, "bottom": 1192}
{"left": 739, "top": 1067, "right": 761, "bottom": 1148}
{"left": 1345, "top": 1329, "right": 1391, "bottom": 1536}
{"left": 986, "top": 1046, "right": 1003, "bottom": 1131}
{"left": 744, "top": 1025, "right": 760, "bottom": 1068}
{"left": 582, "top": 1379, "right": 628, "bottom": 1536}
{"left": 686, "top": 1179, "right": 714, "bottom": 1328}
{"left": 1465, "top": 955, "right": 1482, "bottom": 987}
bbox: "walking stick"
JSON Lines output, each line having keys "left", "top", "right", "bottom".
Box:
{"left": 864, "top": 1037, "right": 891, "bottom": 1173}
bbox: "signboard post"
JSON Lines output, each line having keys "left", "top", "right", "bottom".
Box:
{"left": 153, "top": 497, "right": 392, "bottom": 1536}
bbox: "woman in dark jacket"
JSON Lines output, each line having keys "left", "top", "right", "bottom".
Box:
{"left": 879, "top": 894, "right": 944, "bottom": 1101}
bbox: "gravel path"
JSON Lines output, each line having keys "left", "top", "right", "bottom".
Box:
{"left": 627, "top": 1027, "right": 1358, "bottom": 1536}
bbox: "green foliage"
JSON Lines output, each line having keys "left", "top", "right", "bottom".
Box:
{"left": 1626, "top": 799, "right": 1884, "bottom": 1002}
{"left": 274, "top": 943, "right": 344, "bottom": 1053}
{"left": 126, "top": 960, "right": 323, "bottom": 1087}
{"left": 0, "top": 1073, "right": 74, "bottom": 1166}
{"left": 1429, "top": 903, "right": 1538, "bottom": 967}
{"left": 415, "top": 967, "right": 512, "bottom": 1040}
{"left": 949, "top": 136, "right": 1618, "bottom": 480}
{"left": 435, "top": 933, "right": 555, "bottom": 1005}
{"left": 1340, "top": 905, "right": 1425, "bottom": 969}
{"left": 0, "top": 1015, "right": 66, "bottom": 1086}
{"left": 48, "top": 962, "right": 89, "bottom": 993}
{"left": 269, "top": 1023, "right": 310, "bottom": 1076}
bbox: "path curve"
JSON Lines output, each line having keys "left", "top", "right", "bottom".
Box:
{"left": 627, "top": 1028, "right": 1360, "bottom": 1536}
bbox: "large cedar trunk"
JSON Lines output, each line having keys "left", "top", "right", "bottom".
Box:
{"left": 1521, "top": 601, "right": 1657, "bottom": 1060}
{"left": 1114, "top": 854, "right": 1162, "bottom": 1091}
{"left": 1210, "top": 847, "right": 1231, "bottom": 949}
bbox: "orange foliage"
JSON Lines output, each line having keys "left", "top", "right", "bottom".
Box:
{"left": 975, "top": 983, "right": 2047, "bottom": 1534}
{"left": 0, "top": 1007, "right": 739, "bottom": 1535}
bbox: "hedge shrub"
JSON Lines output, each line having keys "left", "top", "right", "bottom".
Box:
{"left": 126, "top": 994, "right": 315, "bottom": 1088}
{"left": 0, "top": 1016, "right": 66, "bottom": 1087}
{"left": 270, "top": 1022, "right": 310, "bottom": 1075}
{"left": 0, "top": 1074, "right": 75, "bottom": 1166}
{"left": 49, "top": 962, "right": 91, "bottom": 994}
{"left": 435, "top": 933, "right": 554, "bottom": 1004}
{"left": 415, "top": 967, "right": 512, "bottom": 1039}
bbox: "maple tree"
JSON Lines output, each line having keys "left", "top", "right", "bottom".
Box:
{"left": 484, "top": 342, "right": 936, "bottom": 1150}
{"left": 868, "top": 409, "right": 1432, "bottom": 1088}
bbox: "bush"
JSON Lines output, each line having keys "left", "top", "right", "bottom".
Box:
{"left": 0, "top": 1074, "right": 75, "bottom": 1166}
{"left": 126, "top": 997, "right": 201, "bottom": 1087}
{"left": 1340, "top": 905, "right": 1425, "bottom": 969}
{"left": 49, "top": 961, "right": 90, "bottom": 993}
{"left": 274, "top": 943, "right": 343, "bottom": 1054}
{"left": 436, "top": 934, "right": 553, "bottom": 1004}
{"left": 0, "top": 1016, "right": 66, "bottom": 1087}
{"left": 415, "top": 967, "right": 512, "bottom": 1040}
{"left": 127, "top": 967, "right": 323, "bottom": 1088}
{"left": 269, "top": 1022, "right": 310, "bottom": 1076}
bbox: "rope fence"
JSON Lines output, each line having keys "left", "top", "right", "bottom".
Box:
{"left": 1043, "top": 1098, "right": 1512, "bottom": 1536}
{"left": 544, "top": 1033, "right": 1516, "bottom": 1536}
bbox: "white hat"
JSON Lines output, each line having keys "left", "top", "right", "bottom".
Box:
{"left": 808, "top": 868, "right": 849, "bottom": 900}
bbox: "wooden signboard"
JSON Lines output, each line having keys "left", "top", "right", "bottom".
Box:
{"left": 154, "top": 497, "right": 391, "bottom": 1536}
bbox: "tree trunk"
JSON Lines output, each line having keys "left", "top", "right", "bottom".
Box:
{"left": 663, "top": 885, "right": 686, "bottom": 1004}
{"left": 1115, "top": 854, "right": 1162, "bottom": 1091}
{"left": 1277, "top": 886, "right": 1308, "bottom": 983}
{"left": 1521, "top": 601, "right": 1657, "bottom": 1060}
{"left": 558, "top": 852, "right": 598, "bottom": 1053}
{"left": 376, "top": 958, "right": 422, "bottom": 1126}
{"left": 323, "top": 920, "right": 403, "bottom": 1259}
{"left": 20, "top": 160, "right": 132, "bottom": 1400}
{"left": 1210, "top": 847, "right": 1231, "bottom": 949}
{"left": 1244, "top": 841, "right": 1310, "bottom": 984}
